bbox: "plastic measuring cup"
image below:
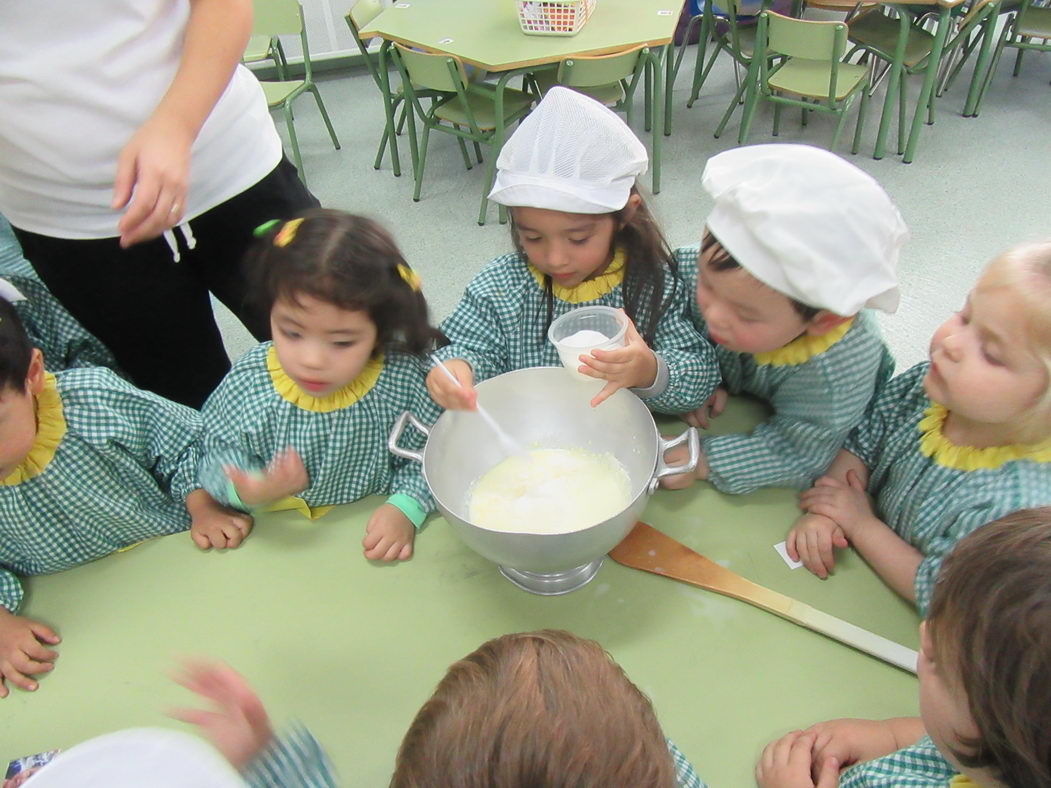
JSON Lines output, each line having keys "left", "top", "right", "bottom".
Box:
{"left": 547, "top": 306, "right": 628, "bottom": 381}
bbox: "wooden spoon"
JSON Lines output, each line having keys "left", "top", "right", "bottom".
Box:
{"left": 609, "top": 522, "right": 917, "bottom": 674}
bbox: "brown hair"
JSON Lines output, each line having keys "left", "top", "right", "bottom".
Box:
{"left": 926, "top": 507, "right": 1051, "bottom": 788}
{"left": 246, "top": 209, "right": 446, "bottom": 356}
{"left": 510, "top": 188, "right": 681, "bottom": 347}
{"left": 391, "top": 630, "right": 678, "bottom": 788}
{"left": 700, "top": 228, "right": 821, "bottom": 321}
{"left": 0, "top": 296, "right": 33, "bottom": 393}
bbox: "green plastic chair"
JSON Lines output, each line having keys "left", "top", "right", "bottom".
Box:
{"left": 345, "top": 0, "right": 442, "bottom": 178}
{"left": 973, "top": 0, "right": 1051, "bottom": 113}
{"left": 243, "top": 34, "right": 288, "bottom": 79}
{"left": 733, "top": 11, "right": 871, "bottom": 152}
{"left": 393, "top": 43, "right": 535, "bottom": 225}
{"left": 253, "top": 0, "right": 340, "bottom": 184}
{"left": 846, "top": 0, "right": 1001, "bottom": 147}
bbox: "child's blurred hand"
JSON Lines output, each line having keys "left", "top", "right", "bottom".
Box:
{"left": 187, "top": 490, "right": 254, "bottom": 551}
{"left": 682, "top": 387, "right": 728, "bottom": 429}
{"left": 658, "top": 438, "right": 710, "bottom": 489}
{"left": 226, "top": 447, "right": 309, "bottom": 508}
{"left": 0, "top": 608, "right": 60, "bottom": 697}
{"left": 426, "top": 359, "right": 477, "bottom": 410}
{"left": 756, "top": 730, "right": 839, "bottom": 788}
{"left": 786, "top": 513, "right": 849, "bottom": 579}
{"left": 363, "top": 503, "right": 415, "bottom": 562}
{"left": 805, "top": 718, "right": 902, "bottom": 772}
{"left": 799, "top": 471, "right": 875, "bottom": 539}
{"left": 170, "top": 660, "right": 273, "bottom": 770}
{"left": 580, "top": 314, "right": 658, "bottom": 408}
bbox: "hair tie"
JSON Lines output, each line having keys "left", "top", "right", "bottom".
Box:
{"left": 253, "top": 219, "right": 281, "bottom": 238}
{"left": 398, "top": 264, "right": 422, "bottom": 292}
{"left": 274, "top": 218, "right": 304, "bottom": 248}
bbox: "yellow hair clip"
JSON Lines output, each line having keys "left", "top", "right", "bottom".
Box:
{"left": 274, "top": 218, "right": 304, "bottom": 248}
{"left": 398, "top": 264, "right": 422, "bottom": 292}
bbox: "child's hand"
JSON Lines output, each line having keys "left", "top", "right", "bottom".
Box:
{"left": 187, "top": 490, "right": 254, "bottom": 551}
{"left": 426, "top": 359, "right": 477, "bottom": 410}
{"left": 682, "top": 387, "right": 728, "bottom": 429}
{"left": 363, "top": 503, "right": 415, "bottom": 562}
{"left": 226, "top": 447, "right": 309, "bottom": 508}
{"left": 756, "top": 730, "right": 839, "bottom": 788}
{"left": 806, "top": 718, "right": 900, "bottom": 772}
{"left": 658, "top": 438, "right": 710, "bottom": 489}
{"left": 170, "top": 660, "right": 273, "bottom": 770}
{"left": 579, "top": 314, "right": 658, "bottom": 408}
{"left": 0, "top": 607, "right": 60, "bottom": 697}
{"left": 799, "top": 471, "right": 874, "bottom": 539}
{"left": 786, "top": 513, "right": 849, "bottom": 579}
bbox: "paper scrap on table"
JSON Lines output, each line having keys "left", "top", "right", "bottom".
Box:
{"left": 774, "top": 540, "right": 803, "bottom": 569}
{"left": 438, "top": 37, "right": 454, "bottom": 44}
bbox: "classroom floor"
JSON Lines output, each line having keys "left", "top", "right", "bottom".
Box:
{"left": 219, "top": 29, "right": 1051, "bottom": 375}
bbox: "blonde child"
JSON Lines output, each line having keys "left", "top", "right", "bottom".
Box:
{"left": 193, "top": 210, "right": 443, "bottom": 562}
{"left": 1, "top": 275, "right": 120, "bottom": 373}
{"left": 789, "top": 242, "right": 1051, "bottom": 609}
{"left": 758, "top": 507, "right": 1051, "bottom": 788}
{"left": 0, "top": 297, "right": 216, "bottom": 697}
{"left": 427, "top": 87, "right": 718, "bottom": 414}
{"left": 663, "top": 144, "right": 904, "bottom": 495}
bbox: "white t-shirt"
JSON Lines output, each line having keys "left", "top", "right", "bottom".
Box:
{"left": 0, "top": 0, "right": 283, "bottom": 239}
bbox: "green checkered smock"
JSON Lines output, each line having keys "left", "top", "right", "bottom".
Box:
{"left": 839, "top": 736, "right": 958, "bottom": 787}
{"left": 846, "top": 362, "right": 1051, "bottom": 614}
{"left": 0, "top": 368, "right": 201, "bottom": 613}
{"left": 4, "top": 275, "right": 120, "bottom": 373}
{"left": 433, "top": 251, "right": 719, "bottom": 415}
{"left": 0, "top": 214, "right": 35, "bottom": 279}
{"left": 198, "top": 342, "right": 439, "bottom": 518}
{"left": 243, "top": 730, "right": 704, "bottom": 788}
{"left": 676, "top": 245, "right": 895, "bottom": 495}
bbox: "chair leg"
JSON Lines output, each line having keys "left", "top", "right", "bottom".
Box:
{"left": 1013, "top": 41, "right": 1026, "bottom": 75}
{"left": 801, "top": 106, "right": 810, "bottom": 127}
{"left": 375, "top": 96, "right": 401, "bottom": 174}
{"left": 309, "top": 85, "right": 341, "bottom": 150}
{"left": 396, "top": 102, "right": 409, "bottom": 135}
{"left": 688, "top": 40, "right": 722, "bottom": 108}
{"left": 852, "top": 82, "right": 871, "bottom": 154}
{"left": 473, "top": 141, "right": 483, "bottom": 165}
{"left": 413, "top": 123, "right": 432, "bottom": 202}
{"left": 972, "top": 23, "right": 1011, "bottom": 117}
{"left": 479, "top": 140, "right": 499, "bottom": 226}
{"left": 897, "top": 74, "right": 908, "bottom": 155}
{"left": 452, "top": 126, "right": 474, "bottom": 170}
{"left": 962, "top": 15, "right": 999, "bottom": 116}
{"left": 283, "top": 105, "right": 305, "bottom": 185}
{"left": 714, "top": 78, "right": 749, "bottom": 139}
{"left": 773, "top": 103, "right": 783, "bottom": 136}
{"left": 830, "top": 108, "right": 850, "bottom": 151}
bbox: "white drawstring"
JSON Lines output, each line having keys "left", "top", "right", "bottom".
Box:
{"left": 162, "top": 221, "right": 196, "bottom": 263}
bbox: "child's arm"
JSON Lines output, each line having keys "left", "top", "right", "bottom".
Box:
{"left": 432, "top": 276, "right": 511, "bottom": 391}
{"left": 755, "top": 730, "right": 839, "bottom": 788}
{"left": 0, "top": 603, "right": 61, "bottom": 697}
{"left": 807, "top": 717, "right": 926, "bottom": 769}
{"left": 186, "top": 489, "right": 253, "bottom": 551}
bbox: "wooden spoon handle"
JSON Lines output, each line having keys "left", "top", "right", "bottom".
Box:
{"left": 788, "top": 601, "right": 919, "bottom": 674}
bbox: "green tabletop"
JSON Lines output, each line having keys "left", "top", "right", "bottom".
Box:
{"left": 5, "top": 397, "right": 919, "bottom": 787}
{"left": 358, "top": 0, "right": 683, "bottom": 71}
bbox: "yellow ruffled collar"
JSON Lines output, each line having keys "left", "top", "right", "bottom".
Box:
{"left": 528, "top": 248, "right": 626, "bottom": 304}
{"left": 267, "top": 346, "right": 383, "bottom": 413}
{"left": 919, "top": 402, "right": 1051, "bottom": 471}
{"left": 1, "top": 373, "right": 66, "bottom": 486}
{"left": 752, "top": 318, "right": 854, "bottom": 367}
{"left": 949, "top": 776, "right": 980, "bottom": 787}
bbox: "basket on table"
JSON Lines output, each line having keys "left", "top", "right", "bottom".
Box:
{"left": 517, "top": 0, "right": 597, "bottom": 36}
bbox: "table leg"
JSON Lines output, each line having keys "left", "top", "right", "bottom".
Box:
{"left": 651, "top": 46, "right": 666, "bottom": 194}
{"left": 962, "top": 4, "right": 999, "bottom": 117}
{"left": 872, "top": 10, "right": 909, "bottom": 160}
{"left": 377, "top": 42, "right": 403, "bottom": 178}
{"left": 664, "top": 32, "right": 676, "bottom": 136}
{"left": 903, "top": 5, "right": 951, "bottom": 163}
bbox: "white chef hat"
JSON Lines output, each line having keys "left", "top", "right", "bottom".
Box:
{"left": 24, "top": 728, "right": 245, "bottom": 787}
{"left": 488, "top": 86, "right": 649, "bottom": 214}
{"left": 702, "top": 144, "right": 908, "bottom": 315}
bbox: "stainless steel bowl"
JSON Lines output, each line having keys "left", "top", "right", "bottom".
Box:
{"left": 390, "top": 367, "right": 698, "bottom": 595}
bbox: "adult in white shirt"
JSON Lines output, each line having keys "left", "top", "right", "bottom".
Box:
{"left": 0, "top": 0, "right": 320, "bottom": 408}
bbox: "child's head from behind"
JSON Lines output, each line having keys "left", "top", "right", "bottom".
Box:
{"left": 923, "top": 507, "right": 1051, "bottom": 788}
{"left": 0, "top": 297, "right": 45, "bottom": 479}
{"left": 925, "top": 242, "right": 1051, "bottom": 445}
{"left": 247, "top": 210, "right": 442, "bottom": 397}
{"left": 391, "top": 629, "right": 677, "bottom": 788}
{"left": 698, "top": 144, "right": 907, "bottom": 354}
{"left": 489, "top": 87, "right": 674, "bottom": 344}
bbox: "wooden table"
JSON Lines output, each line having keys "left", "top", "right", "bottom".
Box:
{"left": 358, "top": 0, "right": 687, "bottom": 196}
{"left": 6, "top": 398, "right": 920, "bottom": 787}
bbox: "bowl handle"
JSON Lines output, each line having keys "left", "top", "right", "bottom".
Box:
{"left": 388, "top": 411, "right": 430, "bottom": 464}
{"left": 650, "top": 427, "right": 700, "bottom": 493}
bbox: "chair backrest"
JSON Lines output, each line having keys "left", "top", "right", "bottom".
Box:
{"left": 558, "top": 44, "right": 647, "bottom": 87}
{"left": 348, "top": 0, "right": 384, "bottom": 30}
{"left": 394, "top": 43, "right": 467, "bottom": 92}
{"left": 253, "top": 0, "right": 303, "bottom": 36}
{"left": 764, "top": 10, "right": 846, "bottom": 61}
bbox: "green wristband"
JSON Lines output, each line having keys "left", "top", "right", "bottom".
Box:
{"left": 386, "top": 494, "right": 428, "bottom": 530}
{"left": 226, "top": 480, "right": 254, "bottom": 513}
